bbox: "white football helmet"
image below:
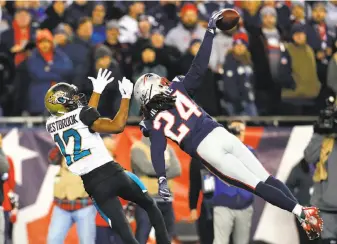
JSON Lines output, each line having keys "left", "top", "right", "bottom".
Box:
{"left": 134, "top": 73, "right": 171, "bottom": 106}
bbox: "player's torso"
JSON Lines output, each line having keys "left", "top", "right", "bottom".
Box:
{"left": 153, "top": 82, "right": 217, "bottom": 153}
{"left": 46, "top": 108, "right": 113, "bottom": 175}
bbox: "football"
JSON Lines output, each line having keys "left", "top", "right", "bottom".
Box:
{"left": 216, "top": 8, "right": 240, "bottom": 31}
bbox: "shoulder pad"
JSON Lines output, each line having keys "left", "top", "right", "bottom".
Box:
{"left": 172, "top": 75, "right": 185, "bottom": 83}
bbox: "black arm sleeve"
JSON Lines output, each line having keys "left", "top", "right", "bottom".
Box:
{"left": 189, "top": 158, "right": 202, "bottom": 210}
{"left": 79, "top": 106, "right": 101, "bottom": 127}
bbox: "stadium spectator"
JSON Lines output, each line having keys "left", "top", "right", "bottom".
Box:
{"left": 91, "top": 2, "right": 107, "bottom": 45}
{"left": 213, "top": 121, "right": 254, "bottom": 244}
{"left": 82, "top": 45, "right": 123, "bottom": 118}
{"left": 304, "top": 127, "right": 337, "bottom": 244}
{"left": 242, "top": 1, "right": 262, "bottom": 29}
{"left": 263, "top": 0, "right": 291, "bottom": 37}
{"left": 2, "top": 150, "right": 17, "bottom": 244}
{"left": 131, "top": 45, "right": 168, "bottom": 115}
{"left": 180, "top": 38, "right": 220, "bottom": 116}
{"left": 327, "top": 51, "right": 337, "bottom": 95}
{"left": 95, "top": 136, "right": 124, "bottom": 244}
{"left": 307, "top": 2, "right": 333, "bottom": 86}
{"left": 325, "top": 0, "right": 337, "bottom": 38}
{"left": 118, "top": 1, "right": 145, "bottom": 44}
{"left": 0, "top": 134, "right": 9, "bottom": 244}
{"left": 63, "top": 17, "right": 93, "bottom": 88}
{"left": 147, "top": 0, "right": 180, "bottom": 35}
{"left": 104, "top": 20, "right": 132, "bottom": 79}
{"left": 47, "top": 146, "right": 96, "bottom": 244}
{"left": 281, "top": 24, "right": 321, "bottom": 115}
{"left": 0, "top": 1, "right": 12, "bottom": 35}
{"left": 65, "top": 0, "right": 91, "bottom": 30}
{"left": 131, "top": 135, "right": 181, "bottom": 243}
{"left": 53, "top": 23, "right": 72, "bottom": 49}
{"left": 0, "top": 8, "right": 36, "bottom": 66}
{"left": 26, "top": 29, "right": 73, "bottom": 115}
{"left": 218, "top": 33, "right": 258, "bottom": 116}
{"left": 149, "top": 28, "right": 181, "bottom": 80}
{"left": 290, "top": 1, "right": 306, "bottom": 25}
{"left": 28, "top": 0, "right": 46, "bottom": 24}
{"left": 39, "top": 1, "right": 68, "bottom": 32}
{"left": 0, "top": 48, "right": 15, "bottom": 116}
{"left": 286, "top": 158, "right": 318, "bottom": 244}
{"left": 189, "top": 158, "right": 215, "bottom": 244}
{"left": 165, "top": 3, "right": 205, "bottom": 54}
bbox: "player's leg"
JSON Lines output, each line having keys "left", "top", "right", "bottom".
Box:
{"left": 117, "top": 171, "right": 171, "bottom": 244}
{"left": 92, "top": 197, "right": 139, "bottom": 244}
{"left": 135, "top": 205, "right": 152, "bottom": 244}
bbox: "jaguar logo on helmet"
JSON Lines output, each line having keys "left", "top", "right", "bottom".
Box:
{"left": 47, "top": 91, "right": 67, "bottom": 105}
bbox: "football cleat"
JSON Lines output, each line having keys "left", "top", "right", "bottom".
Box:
{"left": 298, "top": 207, "right": 323, "bottom": 240}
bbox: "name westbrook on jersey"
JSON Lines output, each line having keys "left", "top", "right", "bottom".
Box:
{"left": 46, "top": 106, "right": 113, "bottom": 176}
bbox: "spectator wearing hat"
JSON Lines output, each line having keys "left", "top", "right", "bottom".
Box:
{"left": 180, "top": 38, "right": 220, "bottom": 116}
{"left": 63, "top": 17, "right": 93, "bottom": 88}
{"left": 147, "top": 1, "right": 180, "bottom": 35}
{"left": 80, "top": 44, "right": 123, "bottom": 118}
{"left": 91, "top": 2, "right": 107, "bottom": 45}
{"left": 263, "top": 0, "right": 291, "bottom": 37}
{"left": 104, "top": 20, "right": 132, "bottom": 79}
{"left": 118, "top": 1, "right": 145, "bottom": 44}
{"left": 219, "top": 33, "right": 258, "bottom": 116}
{"left": 53, "top": 23, "right": 72, "bottom": 50}
{"left": 0, "top": 8, "right": 37, "bottom": 66}
{"left": 40, "top": 1, "right": 68, "bottom": 33}
{"left": 306, "top": 2, "right": 334, "bottom": 86}
{"left": 26, "top": 29, "right": 73, "bottom": 115}
{"left": 65, "top": 0, "right": 92, "bottom": 30}
{"left": 281, "top": 24, "right": 321, "bottom": 115}
{"left": 165, "top": 3, "right": 205, "bottom": 54}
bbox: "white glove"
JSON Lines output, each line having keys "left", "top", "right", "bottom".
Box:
{"left": 88, "top": 68, "right": 115, "bottom": 94}
{"left": 118, "top": 77, "right": 134, "bottom": 99}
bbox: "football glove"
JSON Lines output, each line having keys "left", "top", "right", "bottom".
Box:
{"left": 158, "top": 177, "right": 172, "bottom": 201}
{"left": 118, "top": 77, "right": 134, "bottom": 99}
{"left": 88, "top": 68, "right": 115, "bottom": 94}
{"left": 208, "top": 9, "right": 225, "bottom": 30}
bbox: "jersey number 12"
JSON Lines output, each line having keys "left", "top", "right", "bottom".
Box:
{"left": 54, "top": 129, "right": 91, "bottom": 166}
{"left": 154, "top": 91, "right": 201, "bottom": 143}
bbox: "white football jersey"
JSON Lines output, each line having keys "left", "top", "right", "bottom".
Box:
{"left": 46, "top": 106, "right": 113, "bottom": 175}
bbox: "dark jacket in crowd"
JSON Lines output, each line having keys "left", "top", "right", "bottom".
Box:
{"left": 219, "top": 51, "right": 256, "bottom": 115}
{"left": 213, "top": 145, "right": 254, "bottom": 209}
{"left": 286, "top": 159, "right": 313, "bottom": 206}
{"left": 0, "top": 51, "right": 16, "bottom": 116}
{"left": 63, "top": 36, "right": 93, "bottom": 88}
{"left": 39, "top": 4, "right": 68, "bottom": 32}
{"left": 26, "top": 48, "right": 73, "bottom": 115}
{"left": 65, "top": 1, "right": 92, "bottom": 29}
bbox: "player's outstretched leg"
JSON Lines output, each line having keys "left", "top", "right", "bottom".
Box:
{"left": 119, "top": 171, "right": 171, "bottom": 244}
{"left": 196, "top": 127, "right": 323, "bottom": 238}
{"left": 92, "top": 197, "right": 139, "bottom": 244}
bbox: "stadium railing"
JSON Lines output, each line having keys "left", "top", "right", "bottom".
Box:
{"left": 0, "top": 116, "right": 318, "bottom": 128}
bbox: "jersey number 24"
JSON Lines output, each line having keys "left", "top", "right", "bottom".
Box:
{"left": 54, "top": 128, "right": 91, "bottom": 166}
{"left": 153, "top": 90, "right": 201, "bottom": 143}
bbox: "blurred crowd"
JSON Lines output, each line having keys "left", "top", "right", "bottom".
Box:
{"left": 1, "top": 0, "right": 337, "bottom": 118}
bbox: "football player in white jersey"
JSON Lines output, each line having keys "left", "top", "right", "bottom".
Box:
{"left": 45, "top": 69, "right": 170, "bottom": 244}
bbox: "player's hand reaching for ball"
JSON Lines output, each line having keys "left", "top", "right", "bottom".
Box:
{"left": 88, "top": 68, "right": 115, "bottom": 94}
{"left": 208, "top": 9, "right": 224, "bottom": 30}
{"left": 118, "top": 77, "right": 133, "bottom": 99}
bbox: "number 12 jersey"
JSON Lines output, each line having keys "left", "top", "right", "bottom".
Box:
{"left": 46, "top": 106, "right": 113, "bottom": 175}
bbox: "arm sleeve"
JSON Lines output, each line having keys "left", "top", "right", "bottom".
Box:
{"left": 189, "top": 158, "right": 202, "bottom": 210}
{"left": 166, "top": 147, "right": 182, "bottom": 179}
{"left": 149, "top": 129, "right": 167, "bottom": 178}
{"left": 79, "top": 106, "right": 101, "bottom": 127}
{"left": 304, "top": 134, "right": 323, "bottom": 164}
{"left": 183, "top": 30, "right": 215, "bottom": 95}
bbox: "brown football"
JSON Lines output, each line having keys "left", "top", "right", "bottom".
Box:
{"left": 216, "top": 8, "right": 240, "bottom": 31}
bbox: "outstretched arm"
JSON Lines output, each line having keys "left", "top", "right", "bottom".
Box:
{"left": 88, "top": 92, "right": 101, "bottom": 109}
{"left": 183, "top": 10, "right": 223, "bottom": 95}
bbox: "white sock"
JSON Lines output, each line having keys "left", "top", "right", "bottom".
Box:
{"left": 292, "top": 204, "right": 303, "bottom": 218}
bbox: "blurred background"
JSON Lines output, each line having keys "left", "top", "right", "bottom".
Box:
{"left": 1, "top": 0, "right": 337, "bottom": 244}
